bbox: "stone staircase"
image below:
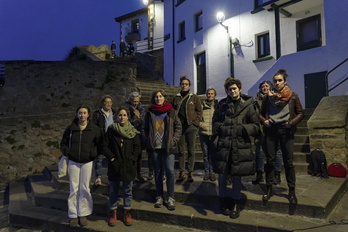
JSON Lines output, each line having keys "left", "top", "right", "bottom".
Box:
{"left": 8, "top": 165, "right": 348, "bottom": 231}
{"left": 135, "top": 73, "right": 313, "bottom": 175}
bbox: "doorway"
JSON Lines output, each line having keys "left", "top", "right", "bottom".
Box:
{"left": 304, "top": 71, "right": 327, "bottom": 108}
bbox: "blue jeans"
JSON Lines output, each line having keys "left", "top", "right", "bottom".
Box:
{"left": 177, "top": 125, "right": 198, "bottom": 172}
{"left": 199, "top": 135, "right": 214, "bottom": 173}
{"left": 150, "top": 149, "right": 175, "bottom": 199}
{"left": 218, "top": 173, "right": 242, "bottom": 201}
{"left": 109, "top": 180, "right": 133, "bottom": 210}
{"left": 94, "top": 154, "right": 104, "bottom": 177}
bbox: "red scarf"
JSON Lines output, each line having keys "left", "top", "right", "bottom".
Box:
{"left": 149, "top": 103, "right": 173, "bottom": 113}
{"left": 269, "top": 85, "right": 293, "bottom": 107}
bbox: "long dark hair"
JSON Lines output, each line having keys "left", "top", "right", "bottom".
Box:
{"left": 73, "top": 105, "right": 91, "bottom": 123}
{"left": 150, "top": 90, "right": 168, "bottom": 105}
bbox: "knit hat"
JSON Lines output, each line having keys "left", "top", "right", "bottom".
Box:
{"left": 101, "top": 95, "right": 113, "bottom": 103}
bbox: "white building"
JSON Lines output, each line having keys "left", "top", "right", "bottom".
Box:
{"left": 117, "top": 0, "right": 348, "bottom": 108}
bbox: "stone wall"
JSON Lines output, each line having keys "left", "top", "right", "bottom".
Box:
{"left": 307, "top": 96, "right": 348, "bottom": 167}
{"left": 0, "top": 60, "right": 137, "bottom": 190}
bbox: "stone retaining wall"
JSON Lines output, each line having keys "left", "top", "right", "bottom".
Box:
{"left": 307, "top": 96, "right": 348, "bottom": 167}
{"left": 0, "top": 60, "right": 137, "bottom": 190}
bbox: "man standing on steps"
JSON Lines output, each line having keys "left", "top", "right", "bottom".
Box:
{"left": 172, "top": 76, "right": 202, "bottom": 182}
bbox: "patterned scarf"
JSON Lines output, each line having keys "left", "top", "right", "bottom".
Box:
{"left": 149, "top": 102, "right": 173, "bottom": 113}
{"left": 111, "top": 121, "right": 139, "bottom": 139}
{"left": 269, "top": 85, "right": 293, "bottom": 107}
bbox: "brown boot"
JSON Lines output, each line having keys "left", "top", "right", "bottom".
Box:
{"left": 108, "top": 209, "right": 117, "bottom": 227}
{"left": 124, "top": 209, "right": 132, "bottom": 226}
{"left": 176, "top": 171, "right": 186, "bottom": 182}
{"left": 187, "top": 172, "right": 194, "bottom": 182}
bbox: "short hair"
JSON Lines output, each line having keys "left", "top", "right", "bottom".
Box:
{"left": 180, "top": 76, "right": 191, "bottom": 86}
{"left": 100, "top": 95, "right": 113, "bottom": 107}
{"left": 151, "top": 90, "right": 168, "bottom": 105}
{"left": 128, "top": 91, "right": 141, "bottom": 101}
{"left": 258, "top": 80, "right": 273, "bottom": 91}
{"left": 224, "top": 78, "right": 242, "bottom": 90}
{"left": 273, "top": 69, "right": 288, "bottom": 81}
{"left": 206, "top": 87, "right": 216, "bottom": 96}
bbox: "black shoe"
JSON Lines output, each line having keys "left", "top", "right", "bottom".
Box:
{"left": 252, "top": 171, "right": 264, "bottom": 185}
{"left": 220, "top": 197, "right": 231, "bottom": 216}
{"left": 288, "top": 188, "right": 298, "bottom": 204}
{"left": 187, "top": 172, "right": 194, "bottom": 182}
{"left": 176, "top": 171, "right": 186, "bottom": 182}
{"left": 262, "top": 186, "right": 273, "bottom": 202}
{"left": 137, "top": 175, "right": 145, "bottom": 183}
{"left": 274, "top": 171, "right": 281, "bottom": 185}
{"left": 230, "top": 200, "right": 240, "bottom": 219}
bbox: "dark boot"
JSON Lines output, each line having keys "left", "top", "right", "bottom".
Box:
{"left": 230, "top": 200, "right": 240, "bottom": 219}
{"left": 220, "top": 197, "right": 231, "bottom": 216}
{"left": 262, "top": 185, "right": 273, "bottom": 202}
{"left": 252, "top": 171, "right": 264, "bottom": 185}
{"left": 274, "top": 171, "right": 281, "bottom": 185}
{"left": 288, "top": 187, "right": 298, "bottom": 204}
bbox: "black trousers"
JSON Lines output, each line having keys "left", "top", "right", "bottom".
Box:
{"left": 264, "top": 124, "right": 296, "bottom": 188}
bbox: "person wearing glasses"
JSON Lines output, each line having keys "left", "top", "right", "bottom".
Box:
{"left": 172, "top": 76, "right": 202, "bottom": 182}
{"left": 91, "top": 95, "right": 115, "bottom": 186}
{"left": 259, "top": 69, "right": 304, "bottom": 205}
{"left": 213, "top": 78, "right": 260, "bottom": 219}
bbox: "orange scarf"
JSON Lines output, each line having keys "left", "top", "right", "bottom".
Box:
{"left": 269, "top": 85, "right": 293, "bottom": 107}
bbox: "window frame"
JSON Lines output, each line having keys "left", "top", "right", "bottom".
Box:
{"left": 177, "top": 20, "right": 186, "bottom": 43}
{"left": 195, "top": 11, "right": 203, "bottom": 32}
{"left": 296, "top": 14, "right": 322, "bottom": 52}
{"left": 256, "top": 32, "right": 270, "bottom": 59}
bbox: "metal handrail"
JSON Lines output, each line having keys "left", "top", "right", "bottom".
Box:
{"left": 325, "top": 57, "right": 348, "bottom": 94}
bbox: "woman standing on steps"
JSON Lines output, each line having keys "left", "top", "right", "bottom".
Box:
{"left": 143, "top": 90, "right": 181, "bottom": 210}
{"left": 259, "top": 69, "right": 304, "bottom": 205}
{"left": 101, "top": 106, "right": 141, "bottom": 227}
{"left": 60, "top": 105, "right": 102, "bottom": 228}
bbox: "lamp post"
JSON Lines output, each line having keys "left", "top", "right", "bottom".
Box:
{"left": 216, "top": 11, "right": 234, "bottom": 78}
{"left": 143, "top": 0, "right": 155, "bottom": 50}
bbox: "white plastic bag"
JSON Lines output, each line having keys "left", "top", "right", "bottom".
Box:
{"left": 58, "top": 155, "right": 68, "bottom": 178}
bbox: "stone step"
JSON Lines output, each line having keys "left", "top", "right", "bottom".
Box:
{"left": 43, "top": 167, "right": 347, "bottom": 219}
{"left": 10, "top": 175, "right": 348, "bottom": 232}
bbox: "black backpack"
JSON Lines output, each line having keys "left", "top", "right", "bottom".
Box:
{"left": 308, "top": 149, "right": 329, "bottom": 178}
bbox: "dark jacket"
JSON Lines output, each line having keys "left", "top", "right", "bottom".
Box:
{"left": 212, "top": 94, "right": 260, "bottom": 176}
{"left": 142, "top": 108, "right": 182, "bottom": 154}
{"left": 258, "top": 92, "right": 304, "bottom": 135}
{"left": 60, "top": 121, "right": 102, "bottom": 163}
{"left": 101, "top": 126, "right": 141, "bottom": 181}
{"left": 172, "top": 92, "right": 202, "bottom": 127}
{"left": 91, "top": 109, "right": 116, "bottom": 134}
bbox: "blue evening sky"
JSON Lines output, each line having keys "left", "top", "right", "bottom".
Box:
{"left": 0, "top": 0, "right": 144, "bottom": 61}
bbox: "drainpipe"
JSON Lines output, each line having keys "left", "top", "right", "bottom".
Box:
{"left": 272, "top": 4, "right": 281, "bottom": 60}
{"left": 172, "top": 0, "right": 175, "bottom": 86}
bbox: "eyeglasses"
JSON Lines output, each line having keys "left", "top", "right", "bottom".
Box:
{"left": 181, "top": 83, "right": 189, "bottom": 86}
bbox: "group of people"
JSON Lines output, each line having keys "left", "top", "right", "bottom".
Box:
{"left": 60, "top": 68, "right": 304, "bottom": 228}
{"left": 110, "top": 39, "right": 135, "bottom": 59}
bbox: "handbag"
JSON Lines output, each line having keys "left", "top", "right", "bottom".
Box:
{"left": 327, "top": 163, "right": 347, "bottom": 178}
{"left": 58, "top": 130, "right": 72, "bottom": 178}
{"left": 58, "top": 155, "right": 68, "bottom": 178}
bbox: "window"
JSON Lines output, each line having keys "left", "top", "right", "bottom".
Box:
{"left": 195, "top": 11, "right": 203, "bottom": 32}
{"left": 131, "top": 19, "right": 139, "bottom": 33}
{"left": 257, "top": 32, "right": 270, "bottom": 58}
{"left": 178, "top": 21, "right": 186, "bottom": 42}
{"left": 296, "top": 14, "right": 322, "bottom": 51}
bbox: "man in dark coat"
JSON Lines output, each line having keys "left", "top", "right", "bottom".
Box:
{"left": 213, "top": 78, "right": 260, "bottom": 219}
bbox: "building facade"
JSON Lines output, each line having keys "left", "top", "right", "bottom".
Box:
{"left": 117, "top": 0, "right": 348, "bottom": 108}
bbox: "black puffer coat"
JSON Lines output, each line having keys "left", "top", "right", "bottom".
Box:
{"left": 212, "top": 94, "right": 260, "bottom": 176}
{"left": 60, "top": 121, "right": 102, "bottom": 163}
{"left": 101, "top": 126, "right": 141, "bottom": 182}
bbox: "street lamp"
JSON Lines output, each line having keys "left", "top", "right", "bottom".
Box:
{"left": 216, "top": 11, "right": 234, "bottom": 77}
{"left": 143, "top": 0, "right": 155, "bottom": 50}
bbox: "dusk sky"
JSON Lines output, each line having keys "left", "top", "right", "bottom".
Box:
{"left": 0, "top": 0, "right": 144, "bottom": 61}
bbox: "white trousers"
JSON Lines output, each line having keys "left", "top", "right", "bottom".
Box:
{"left": 67, "top": 160, "right": 93, "bottom": 218}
